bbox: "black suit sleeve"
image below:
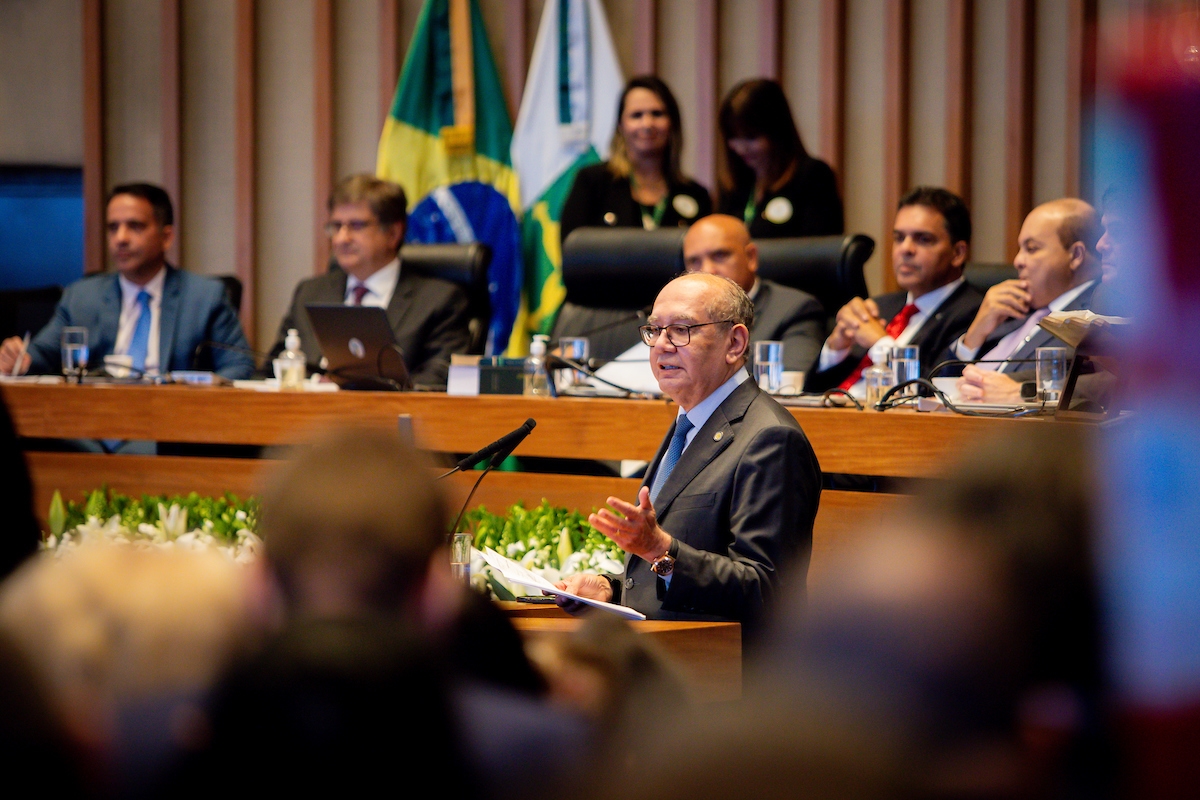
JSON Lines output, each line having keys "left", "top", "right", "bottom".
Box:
{"left": 664, "top": 424, "right": 819, "bottom": 621}
{"left": 560, "top": 167, "right": 603, "bottom": 248}
{"left": 407, "top": 284, "right": 472, "bottom": 388}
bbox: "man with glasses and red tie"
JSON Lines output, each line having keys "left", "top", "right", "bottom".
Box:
{"left": 267, "top": 174, "right": 471, "bottom": 388}
{"left": 555, "top": 273, "right": 821, "bottom": 630}
{"left": 806, "top": 187, "right": 982, "bottom": 396}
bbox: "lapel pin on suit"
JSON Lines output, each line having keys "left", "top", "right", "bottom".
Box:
{"left": 713, "top": 431, "right": 723, "bottom": 441}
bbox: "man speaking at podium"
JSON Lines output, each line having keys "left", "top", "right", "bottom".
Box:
{"left": 557, "top": 273, "right": 821, "bottom": 628}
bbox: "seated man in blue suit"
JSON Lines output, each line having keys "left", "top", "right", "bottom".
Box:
{"left": 0, "top": 183, "right": 254, "bottom": 380}
{"left": 951, "top": 198, "right": 1102, "bottom": 403}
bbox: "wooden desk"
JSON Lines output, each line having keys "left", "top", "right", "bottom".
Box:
{"left": 510, "top": 616, "right": 742, "bottom": 703}
{"left": 5, "top": 383, "right": 1050, "bottom": 591}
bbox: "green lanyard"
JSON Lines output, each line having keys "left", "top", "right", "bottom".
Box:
{"left": 631, "top": 175, "right": 669, "bottom": 230}
{"left": 743, "top": 195, "right": 757, "bottom": 225}
{"left": 640, "top": 197, "right": 668, "bottom": 230}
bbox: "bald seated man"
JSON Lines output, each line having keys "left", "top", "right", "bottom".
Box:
{"left": 682, "top": 214, "right": 825, "bottom": 375}
{"left": 556, "top": 273, "right": 821, "bottom": 630}
{"left": 951, "top": 198, "right": 1102, "bottom": 403}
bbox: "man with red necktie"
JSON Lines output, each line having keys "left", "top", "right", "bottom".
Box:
{"left": 806, "top": 187, "right": 983, "bottom": 395}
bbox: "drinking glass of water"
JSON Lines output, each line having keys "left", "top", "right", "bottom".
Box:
{"left": 450, "top": 532, "right": 472, "bottom": 587}
{"left": 1035, "top": 347, "right": 1068, "bottom": 402}
{"left": 754, "top": 340, "right": 784, "bottom": 393}
{"left": 889, "top": 345, "right": 920, "bottom": 397}
{"left": 61, "top": 327, "right": 88, "bottom": 383}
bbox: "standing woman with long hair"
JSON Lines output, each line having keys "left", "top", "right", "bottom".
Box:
{"left": 560, "top": 76, "right": 712, "bottom": 246}
{"left": 717, "top": 79, "right": 843, "bottom": 238}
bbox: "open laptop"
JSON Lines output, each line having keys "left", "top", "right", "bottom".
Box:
{"left": 305, "top": 304, "right": 411, "bottom": 390}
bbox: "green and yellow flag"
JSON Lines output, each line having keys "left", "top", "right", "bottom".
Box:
{"left": 378, "top": 0, "right": 523, "bottom": 353}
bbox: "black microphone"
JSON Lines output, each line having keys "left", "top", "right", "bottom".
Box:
{"left": 454, "top": 418, "right": 536, "bottom": 472}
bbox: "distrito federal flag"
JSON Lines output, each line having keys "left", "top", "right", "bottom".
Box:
{"left": 377, "top": 0, "right": 523, "bottom": 354}
{"left": 509, "top": 0, "right": 623, "bottom": 351}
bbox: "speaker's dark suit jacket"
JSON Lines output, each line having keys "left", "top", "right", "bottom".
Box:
{"left": 750, "top": 278, "right": 825, "bottom": 374}
{"left": 614, "top": 379, "right": 822, "bottom": 626}
{"left": 268, "top": 266, "right": 471, "bottom": 388}
{"left": 941, "top": 280, "right": 1098, "bottom": 378}
{"left": 26, "top": 266, "right": 254, "bottom": 379}
{"left": 806, "top": 280, "right": 983, "bottom": 391}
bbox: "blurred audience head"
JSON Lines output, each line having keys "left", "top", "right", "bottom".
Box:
{"left": 261, "top": 425, "right": 448, "bottom": 620}
{"left": 682, "top": 214, "right": 759, "bottom": 292}
{"left": 893, "top": 186, "right": 972, "bottom": 297}
{"left": 718, "top": 78, "right": 807, "bottom": 194}
{"left": 0, "top": 544, "right": 252, "bottom": 785}
{"left": 608, "top": 75, "right": 685, "bottom": 183}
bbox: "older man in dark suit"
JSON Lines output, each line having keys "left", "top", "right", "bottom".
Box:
{"left": 557, "top": 273, "right": 822, "bottom": 626}
{"left": 807, "top": 187, "right": 982, "bottom": 394}
{"left": 682, "top": 214, "right": 825, "bottom": 375}
{"left": 268, "top": 175, "right": 470, "bottom": 388}
{"left": 950, "top": 198, "right": 1103, "bottom": 403}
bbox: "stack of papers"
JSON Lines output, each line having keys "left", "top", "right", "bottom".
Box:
{"left": 478, "top": 547, "right": 645, "bottom": 620}
{"left": 1039, "top": 310, "right": 1130, "bottom": 348}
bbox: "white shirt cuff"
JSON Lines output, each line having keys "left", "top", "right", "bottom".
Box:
{"left": 818, "top": 343, "right": 851, "bottom": 371}
{"left": 953, "top": 336, "right": 980, "bottom": 361}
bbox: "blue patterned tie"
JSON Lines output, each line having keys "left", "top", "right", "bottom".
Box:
{"left": 649, "top": 415, "right": 695, "bottom": 504}
{"left": 127, "top": 290, "right": 152, "bottom": 373}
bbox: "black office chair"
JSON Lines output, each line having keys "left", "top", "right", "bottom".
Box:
{"left": 215, "top": 275, "right": 243, "bottom": 318}
{"left": 401, "top": 243, "right": 492, "bottom": 355}
{"left": 0, "top": 285, "right": 63, "bottom": 341}
{"left": 553, "top": 228, "right": 686, "bottom": 361}
{"left": 325, "top": 243, "right": 493, "bottom": 355}
{"left": 964, "top": 262, "right": 1018, "bottom": 295}
{"left": 755, "top": 234, "right": 874, "bottom": 332}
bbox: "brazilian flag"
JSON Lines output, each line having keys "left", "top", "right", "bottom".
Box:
{"left": 377, "top": 0, "right": 522, "bottom": 354}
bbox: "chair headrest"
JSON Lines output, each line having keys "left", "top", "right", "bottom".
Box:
{"left": 562, "top": 228, "right": 686, "bottom": 311}
{"left": 400, "top": 243, "right": 491, "bottom": 291}
{"left": 755, "top": 234, "right": 874, "bottom": 311}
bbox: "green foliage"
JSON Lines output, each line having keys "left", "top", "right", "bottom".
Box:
{"left": 457, "top": 499, "right": 621, "bottom": 571}
{"left": 53, "top": 487, "right": 259, "bottom": 543}
{"left": 47, "top": 491, "right": 66, "bottom": 538}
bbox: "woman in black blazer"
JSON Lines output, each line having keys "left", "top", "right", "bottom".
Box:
{"left": 560, "top": 76, "right": 711, "bottom": 247}
{"left": 716, "top": 79, "right": 844, "bottom": 239}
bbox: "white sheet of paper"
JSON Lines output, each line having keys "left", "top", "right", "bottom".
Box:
{"left": 589, "top": 342, "right": 661, "bottom": 396}
{"left": 479, "top": 547, "right": 646, "bottom": 620}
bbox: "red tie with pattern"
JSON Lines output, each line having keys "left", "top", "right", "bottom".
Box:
{"left": 351, "top": 284, "right": 369, "bottom": 305}
{"left": 837, "top": 303, "right": 920, "bottom": 390}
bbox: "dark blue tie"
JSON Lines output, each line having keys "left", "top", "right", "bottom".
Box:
{"left": 650, "top": 415, "right": 695, "bottom": 504}
{"left": 127, "top": 290, "right": 152, "bottom": 372}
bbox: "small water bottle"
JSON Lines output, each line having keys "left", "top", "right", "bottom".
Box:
{"left": 274, "top": 328, "right": 306, "bottom": 391}
{"left": 524, "top": 334, "right": 550, "bottom": 396}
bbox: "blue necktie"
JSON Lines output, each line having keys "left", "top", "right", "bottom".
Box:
{"left": 127, "top": 290, "right": 152, "bottom": 372}
{"left": 649, "top": 415, "right": 695, "bottom": 504}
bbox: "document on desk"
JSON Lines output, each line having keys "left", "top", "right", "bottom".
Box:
{"left": 589, "top": 342, "right": 661, "bottom": 396}
{"left": 478, "top": 547, "right": 646, "bottom": 620}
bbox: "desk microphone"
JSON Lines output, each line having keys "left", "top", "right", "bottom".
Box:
{"left": 440, "top": 418, "right": 537, "bottom": 536}
{"left": 438, "top": 418, "right": 537, "bottom": 478}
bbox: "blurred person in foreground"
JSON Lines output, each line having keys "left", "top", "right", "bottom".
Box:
{"left": 179, "top": 427, "right": 583, "bottom": 799}
{"left": 736, "top": 425, "right": 1110, "bottom": 799}
{"left": 951, "top": 199, "right": 1103, "bottom": 403}
{"left": 556, "top": 273, "right": 821, "bottom": 633}
{"left": 0, "top": 183, "right": 254, "bottom": 379}
{"left": 683, "top": 214, "right": 825, "bottom": 375}
{"left": 0, "top": 544, "right": 255, "bottom": 796}
{"left": 0, "top": 389, "right": 39, "bottom": 580}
